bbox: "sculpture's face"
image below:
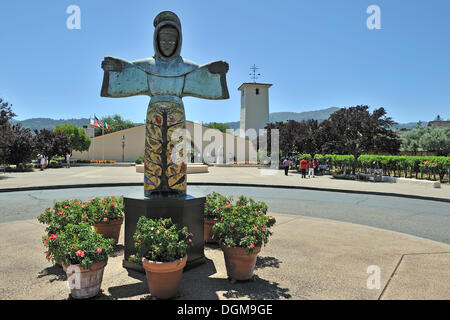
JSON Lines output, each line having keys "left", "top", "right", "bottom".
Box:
{"left": 158, "top": 27, "right": 178, "bottom": 58}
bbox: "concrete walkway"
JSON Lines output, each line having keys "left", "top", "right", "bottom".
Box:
{"left": 0, "top": 166, "right": 449, "bottom": 299}
{"left": 1, "top": 166, "right": 449, "bottom": 201}
{"left": 1, "top": 214, "right": 449, "bottom": 300}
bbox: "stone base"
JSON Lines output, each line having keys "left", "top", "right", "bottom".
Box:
{"left": 122, "top": 195, "right": 206, "bottom": 273}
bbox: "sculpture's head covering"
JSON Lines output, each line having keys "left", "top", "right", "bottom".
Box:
{"left": 153, "top": 11, "right": 182, "bottom": 62}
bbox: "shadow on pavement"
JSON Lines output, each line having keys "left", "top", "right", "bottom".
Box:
{"left": 109, "top": 244, "right": 124, "bottom": 258}
{"left": 221, "top": 275, "right": 291, "bottom": 299}
{"left": 37, "top": 264, "right": 66, "bottom": 283}
{"left": 256, "top": 256, "right": 281, "bottom": 269}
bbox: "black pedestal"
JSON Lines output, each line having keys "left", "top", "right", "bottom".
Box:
{"left": 122, "top": 195, "right": 206, "bottom": 273}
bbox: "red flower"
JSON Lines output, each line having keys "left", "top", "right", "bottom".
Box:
{"left": 96, "top": 247, "right": 102, "bottom": 254}
{"left": 75, "top": 250, "right": 85, "bottom": 257}
{"left": 48, "top": 234, "right": 58, "bottom": 240}
{"left": 253, "top": 226, "right": 258, "bottom": 231}
{"left": 81, "top": 204, "right": 85, "bottom": 209}
{"left": 83, "top": 214, "right": 88, "bottom": 220}
{"left": 75, "top": 201, "right": 79, "bottom": 204}
{"left": 261, "top": 227, "right": 266, "bottom": 232}
{"left": 110, "top": 202, "right": 115, "bottom": 207}
{"left": 103, "top": 217, "right": 108, "bottom": 222}
{"left": 104, "top": 209, "right": 108, "bottom": 214}
{"left": 250, "top": 243, "right": 255, "bottom": 249}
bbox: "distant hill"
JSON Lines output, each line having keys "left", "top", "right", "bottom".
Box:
{"left": 223, "top": 107, "right": 341, "bottom": 130}
{"left": 391, "top": 121, "right": 428, "bottom": 130}
{"left": 10, "top": 118, "right": 90, "bottom": 131}
{"left": 9, "top": 109, "right": 431, "bottom": 133}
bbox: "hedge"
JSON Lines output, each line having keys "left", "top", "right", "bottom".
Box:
{"left": 293, "top": 153, "right": 450, "bottom": 182}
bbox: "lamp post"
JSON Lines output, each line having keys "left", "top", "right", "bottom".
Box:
{"left": 122, "top": 135, "right": 125, "bottom": 162}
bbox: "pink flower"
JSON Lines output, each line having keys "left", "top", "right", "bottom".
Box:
{"left": 242, "top": 205, "right": 246, "bottom": 208}
{"left": 253, "top": 226, "right": 258, "bottom": 231}
{"left": 110, "top": 202, "right": 115, "bottom": 207}
{"left": 75, "top": 250, "right": 85, "bottom": 257}
{"left": 64, "top": 206, "right": 69, "bottom": 209}
{"left": 188, "top": 238, "right": 192, "bottom": 242}
{"left": 96, "top": 247, "right": 102, "bottom": 254}
{"left": 103, "top": 217, "right": 108, "bottom": 222}
{"left": 87, "top": 200, "right": 91, "bottom": 203}
{"left": 75, "top": 201, "right": 79, "bottom": 204}
{"left": 261, "top": 227, "right": 266, "bottom": 232}
{"left": 231, "top": 222, "right": 235, "bottom": 227}
{"left": 83, "top": 214, "right": 88, "bottom": 220}
{"left": 104, "top": 209, "right": 108, "bottom": 214}
{"left": 81, "top": 204, "right": 85, "bottom": 209}
{"left": 250, "top": 243, "right": 255, "bottom": 249}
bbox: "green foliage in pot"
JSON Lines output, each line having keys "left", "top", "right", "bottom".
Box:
{"left": 43, "top": 222, "right": 115, "bottom": 269}
{"left": 37, "top": 199, "right": 90, "bottom": 234}
{"left": 212, "top": 196, "right": 275, "bottom": 255}
{"left": 85, "top": 196, "right": 124, "bottom": 224}
{"left": 128, "top": 217, "right": 193, "bottom": 264}
{"left": 37, "top": 196, "right": 124, "bottom": 233}
{"left": 204, "top": 192, "right": 234, "bottom": 220}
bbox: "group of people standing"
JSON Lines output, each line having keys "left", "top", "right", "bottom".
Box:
{"left": 282, "top": 157, "right": 330, "bottom": 178}
{"left": 36, "top": 152, "right": 71, "bottom": 171}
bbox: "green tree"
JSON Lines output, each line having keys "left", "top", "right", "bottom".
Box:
{"left": 0, "top": 98, "right": 17, "bottom": 167}
{"left": 94, "top": 114, "right": 136, "bottom": 136}
{"left": 54, "top": 123, "right": 91, "bottom": 153}
{"left": 5, "top": 124, "right": 35, "bottom": 169}
{"left": 419, "top": 126, "right": 450, "bottom": 156}
{"left": 34, "top": 129, "right": 71, "bottom": 160}
{"left": 206, "top": 122, "right": 231, "bottom": 133}
{"left": 401, "top": 128, "right": 422, "bottom": 155}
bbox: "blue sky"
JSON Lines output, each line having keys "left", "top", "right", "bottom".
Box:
{"left": 1, "top": 0, "right": 449, "bottom": 124}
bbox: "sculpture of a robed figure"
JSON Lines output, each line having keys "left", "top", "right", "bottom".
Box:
{"left": 100, "top": 11, "right": 229, "bottom": 271}
{"left": 101, "top": 11, "right": 229, "bottom": 198}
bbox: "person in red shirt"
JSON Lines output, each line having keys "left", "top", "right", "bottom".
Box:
{"left": 308, "top": 158, "right": 315, "bottom": 178}
{"left": 299, "top": 158, "right": 307, "bottom": 178}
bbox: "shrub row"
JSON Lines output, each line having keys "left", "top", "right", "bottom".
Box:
{"left": 293, "top": 154, "right": 450, "bottom": 181}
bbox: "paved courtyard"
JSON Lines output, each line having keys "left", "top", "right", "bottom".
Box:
{"left": 0, "top": 165, "right": 449, "bottom": 300}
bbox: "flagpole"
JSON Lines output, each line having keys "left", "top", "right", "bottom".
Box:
{"left": 102, "top": 126, "right": 105, "bottom": 161}
{"left": 92, "top": 123, "right": 95, "bottom": 160}
{"left": 92, "top": 117, "right": 95, "bottom": 161}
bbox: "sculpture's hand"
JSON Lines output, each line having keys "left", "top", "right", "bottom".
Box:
{"left": 208, "top": 61, "right": 229, "bottom": 74}
{"left": 101, "top": 57, "right": 123, "bottom": 72}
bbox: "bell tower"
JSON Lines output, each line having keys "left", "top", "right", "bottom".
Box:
{"left": 239, "top": 82, "right": 272, "bottom": 135}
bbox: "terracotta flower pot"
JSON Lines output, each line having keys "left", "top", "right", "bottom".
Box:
{"left": 94, "top": 217, "right": 123, "bottom": 243}
{"left": 221, "top": 245, "right": 261, "bottom": 282}
{"left": 204, "top": 218, "right": 219, "bottom": 243}
{"left": 142, "top": 255, "right": 187, "bottom": 299}
{"left": 63, "top": 260, "right": 107, "bottom": 299}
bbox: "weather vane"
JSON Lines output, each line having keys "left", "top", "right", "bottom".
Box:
{"left": 249, "top": 64, "right": 261, "bottom": 82}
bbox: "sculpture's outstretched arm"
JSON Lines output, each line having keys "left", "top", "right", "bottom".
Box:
{"left": 100, "top": 56, "right": 149, "bottom": 98}
{"left": 182, "top": 60, "right": 229, "bottom": 100}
